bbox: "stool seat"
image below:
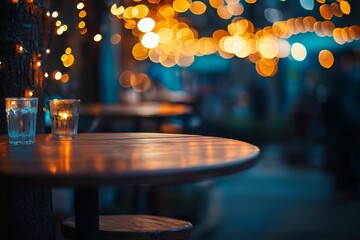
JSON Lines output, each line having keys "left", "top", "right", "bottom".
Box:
{"left": 61, "top": 214, "right": 192, "bottom": 240}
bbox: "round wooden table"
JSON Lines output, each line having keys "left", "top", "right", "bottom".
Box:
{"left": 0, "top": 132, "right": 260, "bottom": 240}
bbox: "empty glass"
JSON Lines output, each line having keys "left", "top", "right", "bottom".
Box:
{"left": 5, "top": 97, "right": 38, "bottom": 145}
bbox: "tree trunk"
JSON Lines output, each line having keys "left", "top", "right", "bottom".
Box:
{"left": 0, "top": 1, "right": 54, "bottom": 239}
{"left": 0, "top": 187, "right": 54, "bottom": 240}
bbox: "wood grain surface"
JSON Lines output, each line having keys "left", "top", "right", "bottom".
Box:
{"left": 62, "top": 215, "right": 192, "bottom": 240}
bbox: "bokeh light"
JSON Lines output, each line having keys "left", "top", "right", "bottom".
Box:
{"left": 119, "top": 71, "right": 135, "bottom": 88}
{"left": 94, "top": 34, "right": 102, "bottom": 42}
{"left": 38, "top": 0, "right": 360, "bottom": 80}
{"left": 77, "top": 2, "right": 84, "bottom": 10}
{"left": 54, "top": 71, "right": 62, "bottom": 81}
{"left": 340, "top": 1, "right": 351, "bottom": 15}
{"left": 318, "top": 49, "right": 334, "bottom": 69}
{"left": 291, "top": 42, "right": 307, "bottom": 61}
{"left": 190, "top": 1, "right": 207, "bottom": 15}
{"left": 141, "top": 32, "right": 160, "bottom": 48}
{"left": 138, "top": 18, "right": 155, "bottom": 33}
{"left": 111, "top": 34, "right": 122, "bottom": 44}
{"left": 300, "top": 0, "right": 314, "bottom": 11}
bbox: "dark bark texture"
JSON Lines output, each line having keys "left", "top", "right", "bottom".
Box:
{"left": 0, "top": 187, "right": 54, "bottom": 240}
{"left": 0, "top": 0, "right": 50, "bottom": 134}
{"left": 0, "top": 1, "right": 54, "bottom": 239}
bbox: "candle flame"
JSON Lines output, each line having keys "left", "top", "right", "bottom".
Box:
{"left": 59, "top": 112, "right": 69, "bottom": 119}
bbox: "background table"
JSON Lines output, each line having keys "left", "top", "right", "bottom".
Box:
{"left": 80, "top": 102, "right": 193, "bottom": 132}
{"left": 0, "top": 133, "right": 260, "bottom": 240}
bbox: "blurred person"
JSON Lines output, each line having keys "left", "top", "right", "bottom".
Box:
{"left": 321, "top": 49, "right": 360, "bottom": 200}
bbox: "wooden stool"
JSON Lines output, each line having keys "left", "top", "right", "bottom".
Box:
{"left": 61, "top": 214, "right": 192, "bottom": 240}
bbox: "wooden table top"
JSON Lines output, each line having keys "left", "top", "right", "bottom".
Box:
{"left": 0, "top": 133, "right": 259, "bottom": 187}
{"left": 80, "top": 102, "right": 192, "bottom": 118}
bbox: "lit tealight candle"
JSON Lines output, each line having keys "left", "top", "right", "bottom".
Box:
{"left": 59, "top": 112, "right": 70, "bottom": 120}
{"left": 49, "top": 99, "right": 80, "bottom": 140}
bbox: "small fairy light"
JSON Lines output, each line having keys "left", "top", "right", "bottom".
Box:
{"left": 16, "top": 44, "right": 25, "bottom": 54}
{"left": 77, "top": 2, "right": 85, "bottom": 10}
{"left": 46, "top": 49, "right": 50, "bottom": 54}
{"left": 44, "top": 72, "right": 49, "bottom": 78}
{"left": 17, "top": 45, "right": 24, "bottom": 54}
{"left": 79, "top": 28, "right": 88, "bottom": 35}
{"left": 93, "top": 34, "right": 103, "bottom": 42}
{"left": 65, "top": 47, "right": 72, "bottom": 54}
{"left": 79, "top": 10, "right": 87, "bottom": 18}
{"left": 52, "top": 11, "right": 59, "bottom": 18}
{"left": 37, "top": 61, "right": 41, "bottom": 67}
{"left": 24, "top": 89, "right": 34, "bottom": 97}
{"left": 61, "top": 73, "right": 70, "bottom": 83}
{"left": 78, "top": 21, "right": 86, "bottom": 29}
{"left": 54, "top": 71, "right": 62, "bottom": 80}
{"left": 46, "top": 11, "right": 51, "bottom": 17}
{"left": 57, "top": 27, "right": 64, "bottom": 35}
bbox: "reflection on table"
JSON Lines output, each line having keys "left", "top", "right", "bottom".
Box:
{"left": 0, "top": 133, "right": 259, "bottom": 184}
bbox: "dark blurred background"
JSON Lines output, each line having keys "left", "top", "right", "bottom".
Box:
{"left": 43, "top": 0, "right": 360, "bottom": 239}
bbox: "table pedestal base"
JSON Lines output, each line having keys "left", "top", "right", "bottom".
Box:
{"left": 74, "top": 188, "right": 99, "bottom": 240}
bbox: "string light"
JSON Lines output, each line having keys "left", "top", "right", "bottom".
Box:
{"left": 78, "top": 21, "right": 86, "bottom": 29}
{"left": 77, "top": 2, "right": 85, "bottom": 10}
{"left": 60, "top": 48, "right": 75, "bottom": 67}
{"left": 111, "top": 34, "right": 122, "bottom": 44}
{"left": 61, "top": 73, "right": 70, "bottom": 83}
{"left": 318, "top": 49, "right": 334, "bottom": 68}
{"left": 54, "top": 71, "right": 62, "bottom": 80}
{"left": 43, "top": 0, "right": 360, "bottom": 82}
{"left": 3, "top": 0, "right": 54, "bottom": 100}
{"left": 79, "top": 28, "right": 87, "bottom": 35}
{"left": 79, "top": 10, "right": 87, "bottom": 18}
{"left": 93, "top": 34, "right": 102, "bottom": 42}
{"left": 24, "top": 89, "right": 34, "bottom": 97}
{"left": 291, "top": 42, "right": 307, "bottom": 61}
{"left": 65, "top": 48, "right": 72, "bottom": 54}
{"left": 52, "top": 11, "right": 59, "bottom": 18}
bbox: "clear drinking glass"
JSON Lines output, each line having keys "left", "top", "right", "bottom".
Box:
{"left": 49, "top": 99, "right": 80, "bottom": 140}
{"left": 5, "top": 97, "right": 38, "bottom": 145}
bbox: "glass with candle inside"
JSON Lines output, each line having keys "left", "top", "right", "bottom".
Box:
{"left": 49, "top": 99, "right": 80, "bottom": 140}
